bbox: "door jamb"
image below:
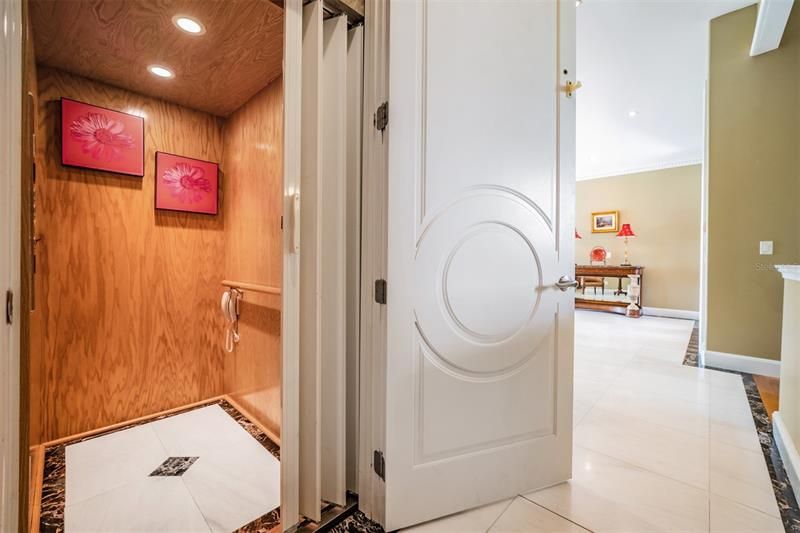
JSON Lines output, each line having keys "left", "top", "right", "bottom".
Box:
{"left": 282, "top": 0, "right": 303, "bottom": 528}
{"left": 1, "top": 0, "right": 24, "bottom": 530}
{"left": 356, "top": 0, "right": 389, "bottom": 526}
{"left": 699, "top": 81, "right": 710, "bottom": 356}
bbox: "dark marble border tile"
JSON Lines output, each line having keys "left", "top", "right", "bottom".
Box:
{"left": 682, "top": 321, "right": 700, "bottom": 367}
{"left": 219, "top": 399, "right": 280, "bottom": 460}
{"left": 325, "top": 511, "right": 384, "bottom": 533}
{"left": 235, "top": 506, "right": 281, "bottom": 532}
{"left": 39, "top": 445, "right": 65, "bottom": 533}
{"left": 149, "top": 456, "right": 199, "bottom": 477}
{"left": 682, "top": 323, "right": 800, "bottom": 532}
{"left": 39, "top": 398, "right": 281, "bottom": 533}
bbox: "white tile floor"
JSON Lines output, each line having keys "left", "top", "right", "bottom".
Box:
{"left": 402, "top": 310, "right": 785, "bottom": 533}
{"left": 64, "top": 404, "right": 280, "bottom": 532}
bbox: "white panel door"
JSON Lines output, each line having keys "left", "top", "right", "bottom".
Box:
{"left": 384, "top": 0, "right": 576, "bottom": 529}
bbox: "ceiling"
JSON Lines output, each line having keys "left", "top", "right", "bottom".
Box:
{"left": 30, "top": 0, "right": 284, "bottom": 117}
{"left": 577, "top": 0, "right": 756, "bottom": 180}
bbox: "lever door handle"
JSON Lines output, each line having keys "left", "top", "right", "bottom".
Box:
{"left": 556, "top": 275, "right": 579, "bottom": 291}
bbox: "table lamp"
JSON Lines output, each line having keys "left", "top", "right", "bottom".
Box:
{"left": 616, "top": 223, "right": 636, "bottom": 266}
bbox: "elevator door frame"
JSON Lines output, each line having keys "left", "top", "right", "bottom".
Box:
{"left": 1, "top": 0, "right": 24, "bottom": 530}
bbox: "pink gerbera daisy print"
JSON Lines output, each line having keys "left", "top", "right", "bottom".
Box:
{"left": 161, "top": 163, "right": 212, "bottom": 204}
{"left": 69, "top": 112, "right": 135, "bottom": 161}
{"left": 155, "top": 152, "right": 218, "bottom": 214}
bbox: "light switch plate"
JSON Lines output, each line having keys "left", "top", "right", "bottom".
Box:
{"left": 760, "top": 241, "right": 774, "bottom": 255}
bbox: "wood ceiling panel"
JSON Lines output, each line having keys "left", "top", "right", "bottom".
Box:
{"left": 30, "top": 0, "right": 283, "bottom": 117}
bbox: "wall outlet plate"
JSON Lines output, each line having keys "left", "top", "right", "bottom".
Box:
{"left": 760, "top": 241, "right": 774, "bottom": 255}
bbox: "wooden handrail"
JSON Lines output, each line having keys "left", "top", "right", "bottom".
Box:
{"left": 222, "top": 280, "right": 281, "bottom": 295}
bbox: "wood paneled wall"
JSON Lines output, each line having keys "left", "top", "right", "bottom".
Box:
{"left": 31, "top": 67, "right": 227, "bottom": 444}
{"left": 222, "top": 78, "right": 284, "bottom": 439}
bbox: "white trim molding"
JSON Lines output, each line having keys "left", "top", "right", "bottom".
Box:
{"left": 642, "top": 307, "right": 699, "bottom": 321}
{"left": 772, "top": 412, "right": 800, "bottom": 505}
{"left": 777, "top": 265, "right": 800, "bottom": 282}
{"left": 750, "top": 0, "right": 795, "bottom": 56}
{"left": 702, "top": 350, "right": 781, "bottom": 377}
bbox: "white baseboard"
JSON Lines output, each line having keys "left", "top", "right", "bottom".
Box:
{"left": 773, "top": 412, "right": 800, "bottom": 505}
{"left": 702, "top": 350, "right": 780, "bottom": 377}
{"left": 642, "top": 307, "right": 699, "bottom": 321}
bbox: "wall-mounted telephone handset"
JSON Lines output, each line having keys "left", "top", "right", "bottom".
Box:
{"left": 221, "top": 288, "right": 242, "bottom": 353}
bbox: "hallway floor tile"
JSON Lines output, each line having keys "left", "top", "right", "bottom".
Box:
{"left": 399, "top": 311, "right": 794, "bottom": 532}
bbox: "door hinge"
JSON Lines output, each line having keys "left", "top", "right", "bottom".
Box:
{"left": 374, "top": 279, "right": 387, "bottom": 305}
{"left": 373, "top": 449, "right": 385, "bottom": 481}
{"left": 5, "top": 290, "right": 13, "bottom": 325}
{"left": 374, "top": 101, "right": 388, "bottom": 132}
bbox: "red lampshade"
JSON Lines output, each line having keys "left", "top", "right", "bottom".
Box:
{"left": 616, "top": 223, "right": 636, "bottom": 238}
{"left": 575, "top": 229, "right": 582, "bottom": 239}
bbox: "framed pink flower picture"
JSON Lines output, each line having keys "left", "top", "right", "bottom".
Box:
{"left": 155, "top": 152, "right": 219, "bottom": 215}
{"left": 61, "top": 98, "right": 144, "bottom": 176}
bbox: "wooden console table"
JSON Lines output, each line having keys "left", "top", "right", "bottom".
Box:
{"left": 575, "top": 264, "right": 644, "bottom": 317}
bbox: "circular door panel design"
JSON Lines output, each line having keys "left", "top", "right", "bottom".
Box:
{"left": 415, "top": 192, "right": 557, "bottom": 377}
{"left": 443, "top": 223, "right": 538, "bottom": 342}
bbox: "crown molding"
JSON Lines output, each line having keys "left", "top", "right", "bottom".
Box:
{"left": 577, "top": 158, "right": 703, "bottom": 182}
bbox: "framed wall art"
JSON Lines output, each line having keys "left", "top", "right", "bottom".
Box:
{"left": 155, "top": 151, "right": 219, "bottom": 215}
{"left": 61, "top": 98, "right": 144, "bottom": 176}
{"left": 591, "top": 210, "right": 620, "bottom": 233}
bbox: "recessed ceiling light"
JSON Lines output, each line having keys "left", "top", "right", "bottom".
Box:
{"left": 173, "top": 15, "right": 205, "bottom": 35}
{"left": 576, "top": 0, "right": 583, "bottom": 6}
{"left": 148, "top": 65, "right": 175, "bottom": 78}
{"left": 628, "top": 110, "right": 638, "bottom": 117}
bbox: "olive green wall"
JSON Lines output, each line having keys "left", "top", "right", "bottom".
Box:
{"left": 576, "top": 165, "right": 702, "bottom": 312}
{"left": 707, "top": 5, "right": 800, "bottom": 360}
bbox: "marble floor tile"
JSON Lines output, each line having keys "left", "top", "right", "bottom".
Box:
{"left": 149, "top": 404, "right": 257, "bottom": 457}
{"left": 575, "top": 405, "right": 709, "bottom": 489}
{"left": 591, "top": 386, "right": 710, "bottom": 438}
{"left": 708, "top": 385, "right": 762, "bottom": 453}
{"left": 572, "top": 377, "right": 611, "bottom": 428}
{"left": 612, "top": 364, "right": 712, "bottom": 406}
{"left": 710, "top": 440, "right": 781, "bottom": 517}
{"left": 525, "top": 446, "right": 709, "bottom": 533}
{"left": 64, "top": 477, "right": 211, "bottom": 533}
{"left": 488, "top": 497, "right": 589, "bottom": 532}
{"left": 710, "top": 494, "right": 784, "bottom": 532}
{"left": 401, "top": 498, "right": 513, "bottom": 532}
{"left": 66, "top": 424, "right": 168, "bottom": 506}
{"left": 181, "top": 438, "right": 280, "bottom": 532}
{"left": 573, "top": 359, "right": 627, "bottom": 385}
